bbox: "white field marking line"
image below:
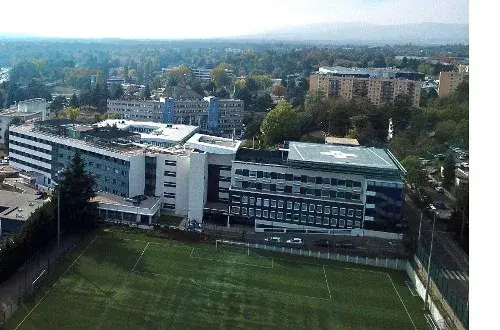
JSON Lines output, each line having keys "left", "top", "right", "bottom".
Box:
{"left": 322, "top": 266, "right": 332, "bottom": 299}
{"left": 189, "top": 247, "right": 195, "bottom": 258}
{"left": 189, "top": 255, "right": 273, "bottom": 269}
{"left": 386, "top": 274, "right": 417, "bottom": 330}
{"left": 132, "top": 242, "right": 150, "bottom": 272}
{"left": 97, "top": 235, "right": 192, "bottom": 250}
{"left": 190, "top": 278, "right": 332, "bottom": 302}
{"left": 405, "top": 281, "right": 418, "bottom": 297}
{"left": 15, "top": 236, "right": 98, "bottom": 330}
{"left": 189, "top": 279, "right": 246, "bottom": 295}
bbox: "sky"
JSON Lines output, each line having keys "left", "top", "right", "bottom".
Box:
{"left": 0, "top": 0, "right": 468, "bottom": 39}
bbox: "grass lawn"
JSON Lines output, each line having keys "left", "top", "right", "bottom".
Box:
{"left": 6, "top": 229, "right": 427, "bottom": 329}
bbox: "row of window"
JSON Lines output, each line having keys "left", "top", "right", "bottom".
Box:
{"left": 233, "top": 183, "right": 362, "bottom": 201}
{"left": 164, "top": 170, "right": 176, "bottom": 177}
{"left": 8, "top": 156, "right": 49, "bottom": 173}
{"left": 164, "top": 160, "right": 177, "bottom": 166}
{"left": 164, "top": 182, "right": 176, "bottom": 188}
{"left": 103, "top": 177, "right": 126, "bottom": 186}
{"left": 230, "top": 206, "right": 361, "bottom": 228}
{"left": 231, "top": 196, "right": 362, "bottom": 218}
{"left": 9, "top": 139, "right": 51, "bottom": 155}
{"left": 234, "top": 169, "right": 362, "bottom": 188}
{"left": 10, "top": 149, "right": 51, "bottom": 166}
{"left": 102, "top": 186, "right": 125, "bottom": 197}
{"left": 163, "top": 192, "right": 176, "bottom": 198}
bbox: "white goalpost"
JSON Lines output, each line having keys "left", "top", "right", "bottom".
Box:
{"left": 215, "top": 240, "right": 250, "bottom": 256}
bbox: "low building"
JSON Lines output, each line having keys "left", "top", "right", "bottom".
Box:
{"left": 93, "top": 193, "right": 162, "bottom": 225}
{"left": 0, "top": 190, "right": 48, "bottom": 236}
{"left": 0, "top": 102, "right": 46, "bottom": 147}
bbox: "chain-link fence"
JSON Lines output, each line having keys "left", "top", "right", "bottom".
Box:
{"left": 417, "top": 233, "right": 469, "bottom": 329}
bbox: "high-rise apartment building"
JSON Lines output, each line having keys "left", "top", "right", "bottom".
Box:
{"left": 438, "top": 71, "right": 469, "bottom": 98}
{"left": 309, "top": 67, "right": 423, "bottom": 107}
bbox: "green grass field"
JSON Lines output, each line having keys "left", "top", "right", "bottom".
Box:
{"left": 6, "top": 230, "right": 427, "bottom": 329}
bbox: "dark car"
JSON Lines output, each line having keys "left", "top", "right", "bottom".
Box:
{"left": 334, "top": 241, "right": 356, "bottom": 249}
{"left": 313, "top": 239, "right": 332, "bottom": 248}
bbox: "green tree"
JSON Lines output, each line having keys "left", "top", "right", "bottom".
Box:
{"left": 347, "top": 115, "right": 376, "bottom": 145}
{"left": 65, "top": 107, "right": 81, "bottom": 120}
{"left": 434, "top": 120, "right": 456, "bottom": 144}
{"left": 400, "top": 155, "right": 427, "bottom": 188}
{"left": 49, "top": 95, "right": 67, "bottom": 113}
{"left": 442, "top": 153, "right": 455, "bottom": 188}
{"left": 69, "top": 93, "right": 80, "bottom": 108}
{"left": 260, "top": 101, "right": 301, "bottom": 146}
{"left": 110, "top": 83, "right": 124, "bottom": 99}
{"left": 0, "top": 90, "right": 5, "bottom": 108}
{"left": 211, "top": 64, "right": 231, "bottom": 89}
{"left": 56, "top": 152, "right": 98, "bottom": 231}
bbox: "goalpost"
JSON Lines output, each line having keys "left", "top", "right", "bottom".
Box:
{"left": 215, "top": 240, "right": 250, "bottom": 256}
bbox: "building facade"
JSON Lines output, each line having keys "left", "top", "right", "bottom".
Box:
{"left": 309, "top": 67, "right": 422, "bottom": 107}
{"left": 107, "top": 97, "right": 244, "bottom": 137}
{"left": 228, "top": 142, "right": 405, "bottom": 234}
{"left": 437, "top": 71, "right": 469, "bottom": 98}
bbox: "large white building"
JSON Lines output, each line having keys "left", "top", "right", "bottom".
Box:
{"left": 0, "top": 98, "right": 47, "bottom": 147}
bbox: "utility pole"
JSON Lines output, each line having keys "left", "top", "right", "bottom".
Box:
{"left": 418, "top": 211, "right": 423, "bottom": 242}
{"left": 424, "top": 211, "right": 437, "bottom": 311}
{"left": 57, "top": 187, "right": 60, "bottom": 253}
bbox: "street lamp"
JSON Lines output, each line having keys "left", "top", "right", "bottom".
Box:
{"left": 53, "top": 169, "right": 64, "bottom": 254}
{"left": 424, "top": 207, "right": 438, "bottom": 311}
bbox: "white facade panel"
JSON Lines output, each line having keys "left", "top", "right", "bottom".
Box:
{"left": 10, "top": 135, "right": 52, "bottom": 152}
{"left": 128, "top": 155, "right": 145, "bottom": 197}
{"left": 175, "top": 155, "right": 190, "bottom": 216}
{"left": 188, "top": 152, "right": 207, "bottom": 222}
{"left": 9, "top": 152, "right": 51, "bottom": 170}
{"left": 10, "top": 144, "right": 52, "bottom": 161}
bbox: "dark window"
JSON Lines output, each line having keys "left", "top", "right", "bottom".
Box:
{"left": 256, "top": 183, "right": 262, "bottom": 190}
{"left": 308, "top": 176, "right": 315, "bottom": 183}
{"left": 300, "top": 187, "right": 307, "bottom": 194}
{"left": 235, "top": 169, "right": 243, "bottom": 175}
{"left": 285, "top": 174, "right": 293, "bottom": 181}
{"left": 316, "top": 177, "right": 322, "bottom": 184}
{"left": 242, "top": 181, "right": 250, "bottom": 188}
{"left": 284, "top": 185, "right": 292, "bottom": 193}
{"left": 337, "top": 191, "right": 345, "bottom": 199}
{"left": 243, "top": 169, "right": 249, "bottom": 176}
{"left": 315, "top": 189, "right": 321, "bottom": 196}
{"left": 322, "top": 178, "right": 330, "bottom": 184}
{"left": 345, "top": 192, "right": 352, "bottom": 200}
{"left": 271, "top": 172, "right": 277, "bottom": 179}
{"left": 338, "top": 179, "right": 346, "bottom": 187}
{"left": 329, "top": 191, "right": 337, "bottom": 198}
{"left": 352, "top": 193, "right": 361, "bottom": 200}
{"left": 330, "top": 178, "right": 337, "bottom": 186}
{"left": 270, "top": 184, "right": 276, "bottom": 192}
{"left": 346, "top": 180, "right": 353, "bottom": 188}
{"left": 353, "top": 181, "right": 362, "bottom": 188}
{"left": 257, "top": 171, "right": 263, "bottom": 178}
{"left": 301, "top": 175, "right": 308, "bottom": 183}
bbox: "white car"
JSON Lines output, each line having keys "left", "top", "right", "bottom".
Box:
{"left": 265, "top": 237, "right": 281, "bottom": 243}
{"left": 286, "top": 238, "right": 303, "bottom": 244}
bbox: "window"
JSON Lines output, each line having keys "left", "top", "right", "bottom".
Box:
{"left": 278, "top": 200, "right": 284, "bottom": 208}
{"left": 322, "top": 177, "right": 330, "bottom": 185}
{"left": 286, "top": 213, "right": 292, "bottom": 221}
{"left": 249, "top": 208, "right": 254, "bottom": 216}
{"left": 332, "top": 207, "right": 338, "bottom": 215}
{"left": 234, "top": 181, "right": 242, "bottom": 188}
{"left": 353, "top": 181, "right": 362, "bottom": 188}
{"left": 235, "top": 169, "right": 243, "bottom": 176}
{"left": 264, "top": 172, "right": 271, "bottom": 179}
{"left": 277, "top": 183, "right": 285, "bottom": 192}
{"left": 331, "top": 218, "right": 337, "bottom": 227}
{"left": 263, "top": 210, "right": 268, "bottom": 218}
{"left": 355, "top": 209, "right": 362, "bottom": 218}
{"left": 339, "top": 219, "right": 345, "bottom": 227}
{"left": 355, "top": 220, "right": 361, "bottom": 228}
{"left": 294, "top": 202, "right": 300, "bottom": 211}
{"left": 257, "top": 171, "right": 263, "bottom": 178}
{"left": 270, "top": 211, "right": 275, "bottom": 219}
{"left": 348, "top": 209, "right": 354, "bottom": 217}
{"left": 308, "top": 176, "right": 315, "bottom": 184}
{"left": 302, "top": 203, "right": 308, "bottom": 211}
{"left": 285, "top": 173, "right": 293, "bottom": 181}
{"left": 263, "top": 183, "right": 271, "bottom": 191}
{"left": 346, "top": 180, "right": 353, "bottom": 188}
{"left": 347, "top": 220, "right": 353, "bottom": 228}
{"left": 231, "top": 195, "right": 241, "bottom": 203}
{"left": 249, "top": 170, "right": 257, "bottom": 178}
{"left": 300, "top": 214, "right": 307, "bottom": 223}
{"left": 323, "top": 218, "right": 330, "bottom": 225}
{"left": 256, "top": 209, "right": 262, "bottom": 217}
{"left": 345, "top": 192, "right": 352, "bottom": 200}
{"left": 293, "top": 175, "right": 301, "bottom": 182}
{"left": 242, "top": 196, "right": 248, "bottom": 204}
{"left": 308, "top": 215, "right": 315, "bottom": 223}
{"left": 309, "top": 204, "right": 315, "bottom": 212}
{"left": 337, "top": 191, "right": 345, "bottom": 199}
{"left": 249, "top": 197, "right": 255, "bottom": 205}
{"left": 301, "top": 175, "right": 308, "bottom": 183}
{"left": 263, "top": 199, "right": 269, "bottom": 207}
{"left": 287, "top": 201, "right": 292, "bottom": 209}
{"left": 271, "top": 200, "right": 277, "bottom": 208}
{"left": 340, "top": 208, "right": 346, "bottom": 216}
{"left": 256, "top": 198, "right": 262, "bottom": 206}
{"left": 317, "top": 205, "right": 322, "bottom": 214}
{"left": 277, "top": 173, "right": 285, "bottom": 181}
{"left": 164, "top": 182, "right": 176, "bottom": 187}
{"left": 277, "top": 212, "right": 283, "bottom": 220}
{"left": 338, "top": 179, "right": 346, "bottom": 187}
{"left": 322, "top": 190, "right": 329, "bottom": 197}
{"left": 293, "top": 214, "right": 299, "bottom": 222}
{"left": 307, "top": 188, "right": 314, "bottom": 196}
{"left": 352, "top": 193, "right": 361, "bottom": 201}
{"left": 231, "top": 206, "right": 240, "bottom": 214}
{"left": 324, "top": 206, "right": 330, "bottom": 215}
{"left": 242, "top": 207, "right": 248, "bottom": 216}
{"left": 316, "top": 216, "right": 322, "bottom": 224}
{"left": 329, "top": 191, "right": 337, "bottom": 198}
{"left": 330, "top": 178, "right": 337, "bottom": 186}
{"left": 164, "top": 160, "right": 176, "bottom": 166}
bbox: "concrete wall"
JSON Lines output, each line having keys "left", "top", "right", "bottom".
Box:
{"left": 175, "top": 155, "right": 190, "bottom": 216}
{"left": 188, "top": 152, "right": 208, "bottom": 221}
{"left": 128, "top": 155, "right": 145, "bottom": 197}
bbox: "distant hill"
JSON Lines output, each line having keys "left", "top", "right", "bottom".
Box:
{"left": 243, "top": 22, "right": 469, "bottom": 45}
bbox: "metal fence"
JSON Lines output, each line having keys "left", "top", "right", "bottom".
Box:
{"left": 417, "top": 240, "right": 469, "bottom": 329}
{"left": 0, "top": 240, "right": 78, "bottom": 326}
{"left": 220, "top": 240, "right": 407, "bottom": 271}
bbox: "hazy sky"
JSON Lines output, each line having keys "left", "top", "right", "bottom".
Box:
{"left": 0, "top": 0, "right": 468, "bottom": 39}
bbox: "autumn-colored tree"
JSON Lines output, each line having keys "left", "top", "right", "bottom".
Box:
{"left": 271, "top": 84, "right": 286, "bottom": 97}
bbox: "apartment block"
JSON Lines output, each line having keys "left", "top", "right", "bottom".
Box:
{"left": 309, "top": 67, "right": 422, "bottom": 107}
{"left": 437, "top": 71, "right": 469, "bottom": 98}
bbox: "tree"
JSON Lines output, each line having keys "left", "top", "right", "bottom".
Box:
{"left": 0, "top": 90, "right": 4, "bottom": 108}
{"left": 400, "top": 155, "right": 427, "bottom": 188}
{"left": 110, "top": 83, "right": 124, "bottom": 99}
{"left": 65, "top": 108, "right": 81, "bottom": 120}
{"left": 56, "top": 152, "right": 98, "bottom": 231}
{"left": 211, "top": 65, "right": 231, "bottom": 89}
{"left": 347, "top": 115, "right": 376, "bottom": 145}
{"left": 271, "top": 84, "right": 286, "bottom": 97}
{"left": 442, "top": 153, "right": 455, "bottom": 189}
{"left": 260, "top": 101, "right": 301, "bottom": 146}
{"left": 434, "top": 120, "right": 457, "bottom": 144}
{"left": 140, "top": 84, "right": 151, "bottom": 100}
{"left": 49, "top": 95, "right": 67, "bottom": 113}
{"left": 69, "top": 93, "right": 80, "bottom": 108}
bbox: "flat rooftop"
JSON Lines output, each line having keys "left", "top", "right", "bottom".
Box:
{"left": 92, "top": 192, "right": 160, "bottom": 210}
{"left": 0, "top": 190, "right": 48, "bottom": 222}
{"left": 187, "top": 133, "right": 241, "bottom": 154}
{"left": 325, "top": 137, "right": 360, "bottom": 146}
{"left": 287, "top": 142, "right": 399, "bottom": 170}
{"left": 96, "top": 120, "right": 198, "bottom": 143}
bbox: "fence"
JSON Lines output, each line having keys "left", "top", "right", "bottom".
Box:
{"left": 219, "top": 240, "right": 407, "bottom": 271}
{"left": 416, "top": 243, "right": 469, "bottom": 329}
{"left": 0, "top": 238, "right": 78, "bottom": 326}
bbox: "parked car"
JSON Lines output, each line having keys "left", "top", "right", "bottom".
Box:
{"left": 265, "top": 237, "right": 281, "bottom": 243}
{"left": 313, "top": 239, "right": 332, "bottom": 248}
{"left": 435, "top": 186, "right": 445, "bottom": 193}
{"left": 286, "top": 238, "right": 303, "bottom": 244}
{"left": 334, "top": 241, "right": 356, "bottom": 249}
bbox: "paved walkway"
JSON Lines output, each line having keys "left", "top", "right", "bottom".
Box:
{"left": 0, "top": 232, "right": 84, "bottom": 324}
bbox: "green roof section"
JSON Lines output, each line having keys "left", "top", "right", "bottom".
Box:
{"left": 287, "top": 141, "right": 400, "bottom": 171}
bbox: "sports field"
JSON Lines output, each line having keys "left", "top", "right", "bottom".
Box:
{"left": 6, "top": 230, "right": 427, "bottom": 329}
